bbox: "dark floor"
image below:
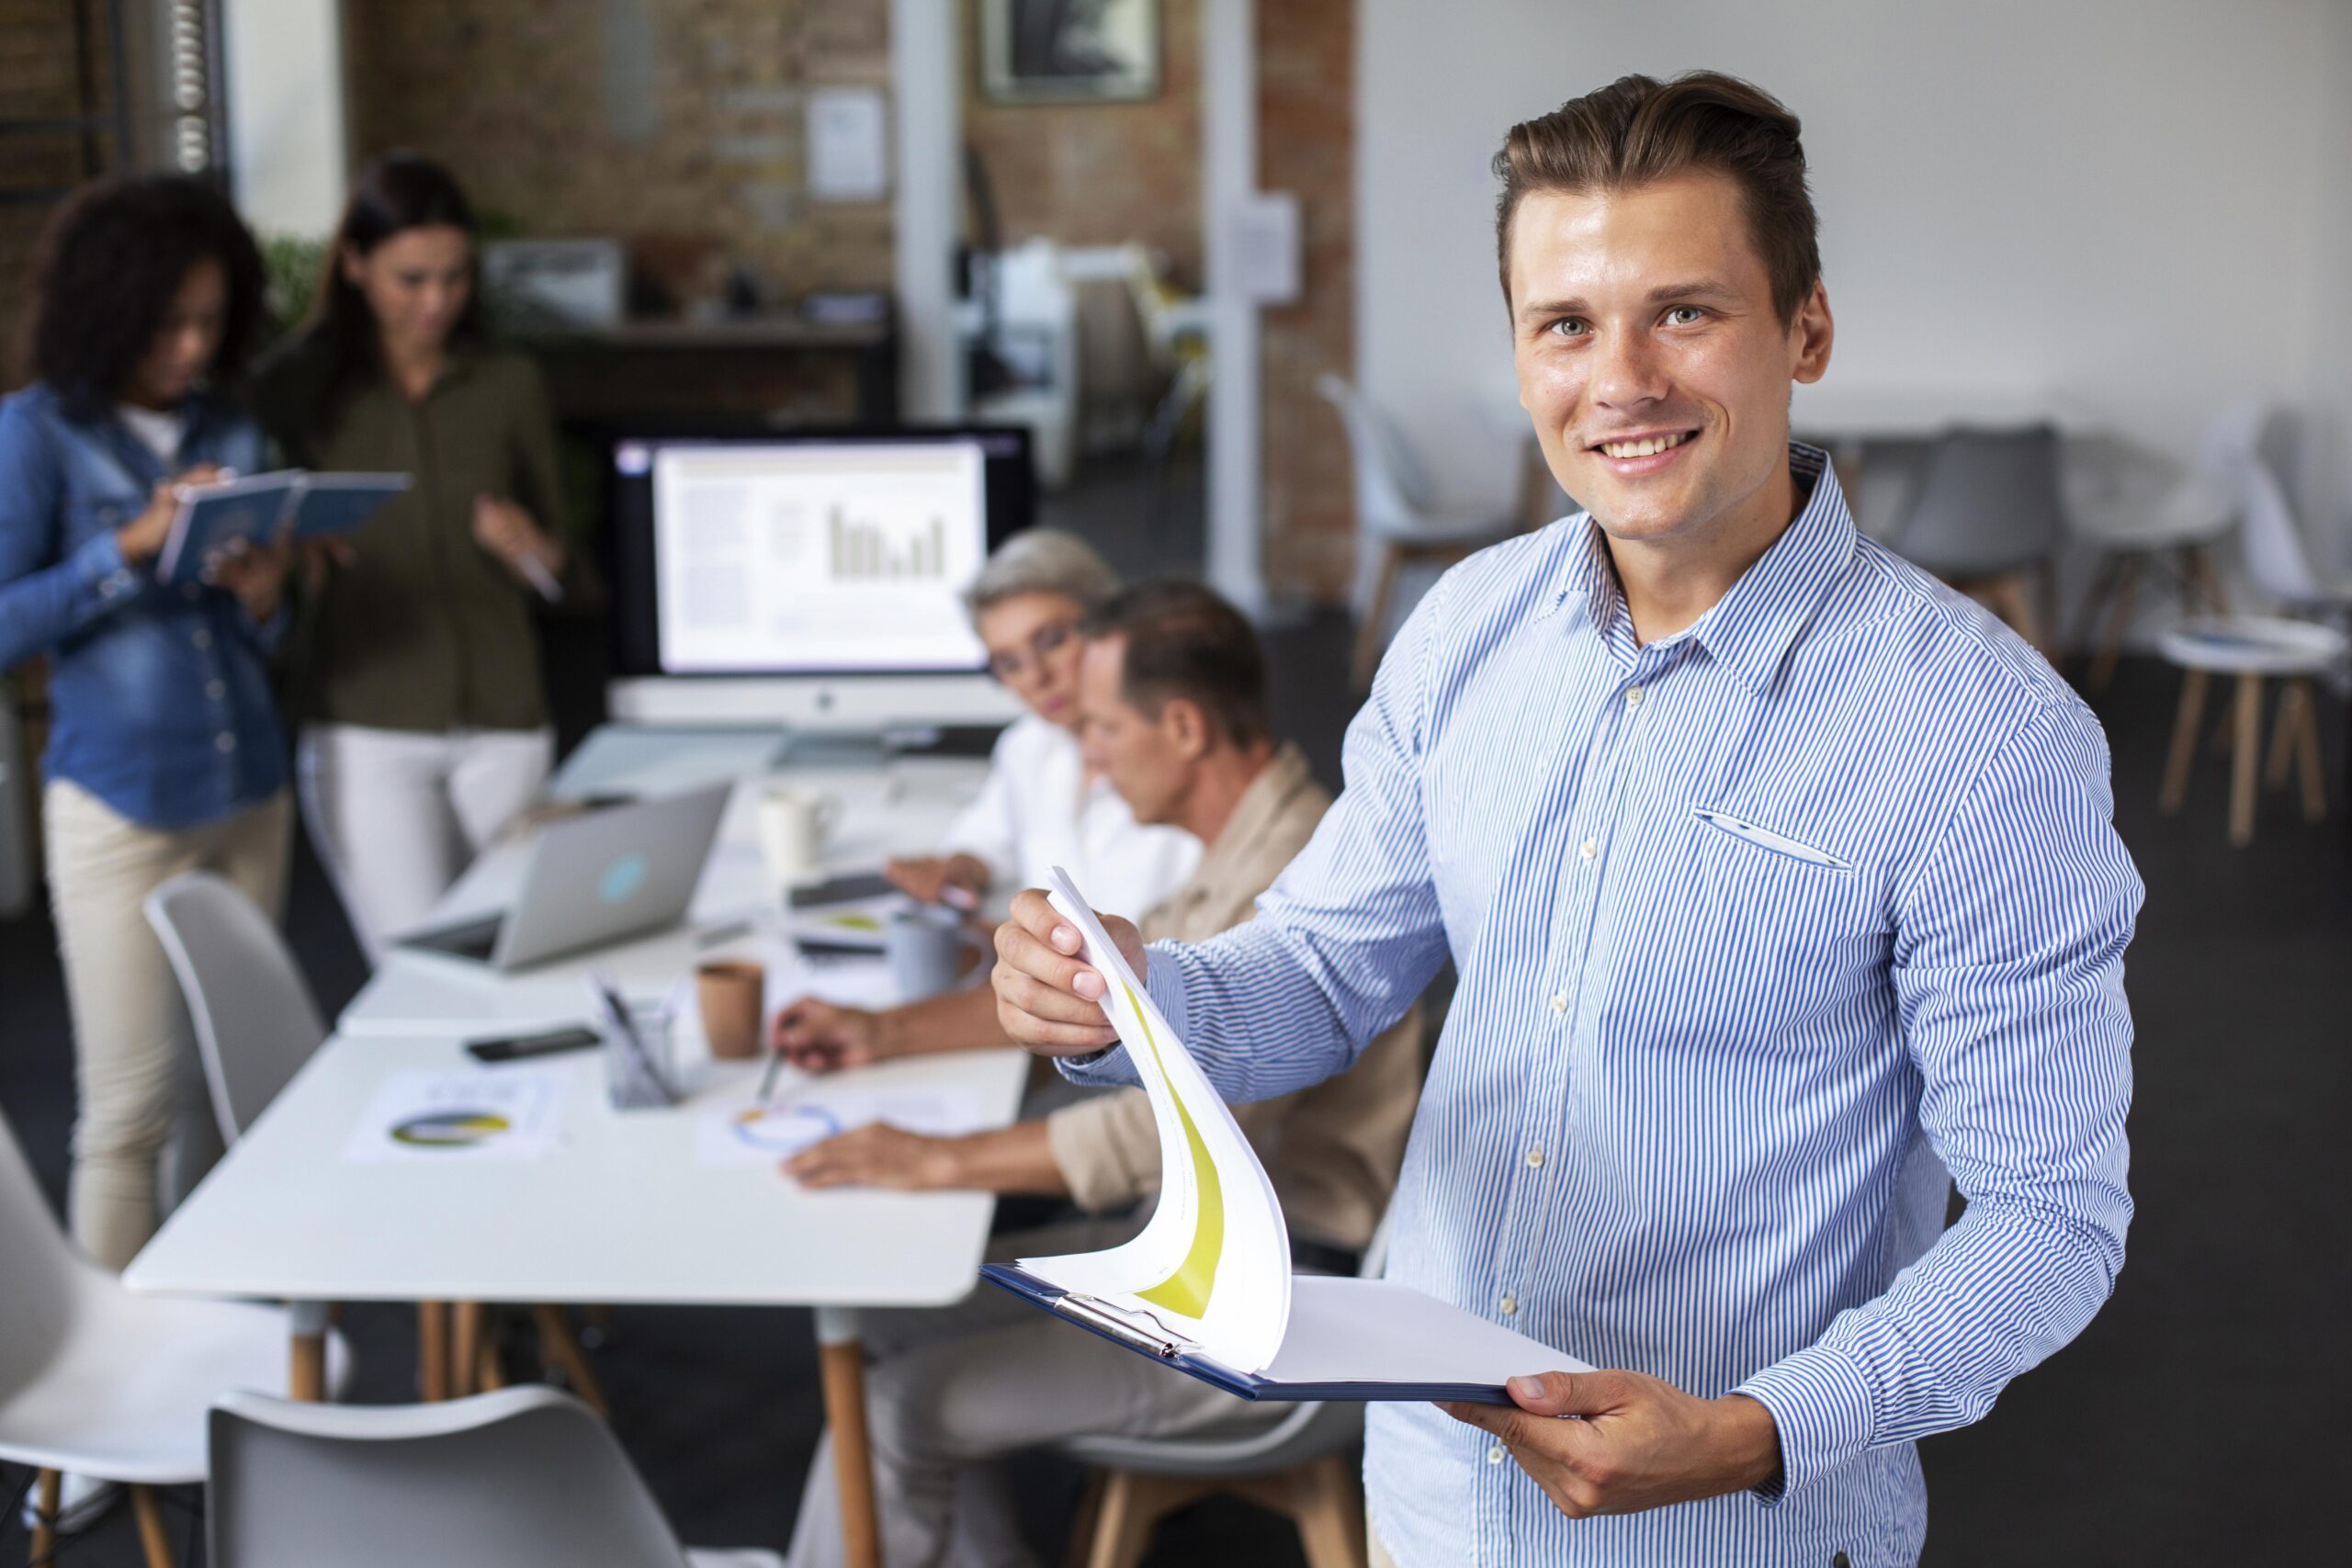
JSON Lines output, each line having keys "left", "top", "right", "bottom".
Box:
{"left": 3, "top": 458, "right": 2346, "bottom": 1561}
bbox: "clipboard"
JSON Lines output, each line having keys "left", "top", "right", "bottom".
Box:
{"left": 980, "top": 1263, "right": 1577, "bottom": 1405}
{"left": 985, "top": 867, "right": 1589, "bottom": 1404}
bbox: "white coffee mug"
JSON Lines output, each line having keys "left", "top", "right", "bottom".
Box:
{"left": 757, "top": 786, "right": 841, "bottom": 887}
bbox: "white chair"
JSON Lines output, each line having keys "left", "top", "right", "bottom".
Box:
{"left": 142, "top": 873, "right": 604, "bottom": 1412}
{"left": 208, "top": 1387, "right": 781, "bottom": 1568}
{"left": 1057, "top": 1216, "right": 1393, "bottom": 1568}
{"left": 1885, "top": 425, "right": 2069, "bottom": 655}
{"left": 1317, "top": 376, "right": 1516, "bottom": 688}
{"left": 2063, "top": 429, "right": 2237, "bottom": 692}
{"left": 2154, "top": 401, "right": 2349, "bottom": 844}
{"left": 0, "top": 1111, "right": 348, "bottom": 1566}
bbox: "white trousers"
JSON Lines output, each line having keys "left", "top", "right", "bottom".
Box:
{"left": 297, "top": 724, "right": 551, "bottom": 962}
{"left": 42, "top": 781, "right": 289, "bottom": 1269}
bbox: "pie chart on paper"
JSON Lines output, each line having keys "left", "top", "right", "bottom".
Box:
{"left": 388, "top": 1109, "right": 514, "bottom": 1149}
{"left": 729, "top": 1102, "right": 844, "bottom": 1156}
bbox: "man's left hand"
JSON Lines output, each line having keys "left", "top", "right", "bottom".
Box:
{"left": 1441, "top": 1371, "right": 1781, "bottom": 1518}
{"left": 782, "top": 1122, "right": 959, "bottom": 1191}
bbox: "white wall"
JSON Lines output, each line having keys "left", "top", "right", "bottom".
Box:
{"left": 1360, "top": 0, "right": 2348, "bottom": 554}
{"left": 222, "top": 0, "right": 348, "bottom": 236}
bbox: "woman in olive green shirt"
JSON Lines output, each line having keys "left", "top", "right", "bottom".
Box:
{"left": 254, "top": 153, "right": 594, "bottom": 960}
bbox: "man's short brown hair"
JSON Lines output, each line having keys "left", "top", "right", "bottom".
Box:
{"left": 1493, "top": 71, "right": 1821, "bottom": 323}
{"left": 1080, "top": 581, "right": 1270, "bottom": 750}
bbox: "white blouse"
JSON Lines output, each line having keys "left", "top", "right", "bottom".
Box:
{"left": 942, "top": 714, "right": 1200, "bottom": 913}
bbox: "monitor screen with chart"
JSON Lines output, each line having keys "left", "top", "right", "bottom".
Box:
{"left": 608, "top": 427, "right": 1033, "bottom": 681}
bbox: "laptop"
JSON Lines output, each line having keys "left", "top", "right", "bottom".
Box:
{"left": 397, "top": 784, "right": 733, "bottom": 971}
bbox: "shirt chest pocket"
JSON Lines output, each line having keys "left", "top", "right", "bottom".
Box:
{"left": 1685, "top": 806, "right": 1891, "bottom": 1023}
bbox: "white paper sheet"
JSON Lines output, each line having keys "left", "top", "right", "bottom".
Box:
{"left": 1255, "top": 1279, "right": 1589, "bottom": 1387}
{"left": 696, "top": 1083, "right": 988, "bottom": 1168}
{"left": 1017, "top": 868, "right": 1293, "bottom": 1373}
{"left": 342, "top": 1066, "right": 571, "bottom": 1165}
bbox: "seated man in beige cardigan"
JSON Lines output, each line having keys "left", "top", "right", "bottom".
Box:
{"left": 780, "top": 581, "right": 1425, "bottom": 1568}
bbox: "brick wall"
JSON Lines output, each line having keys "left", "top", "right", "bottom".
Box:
{"left": 1, "top": 0, "right": 126, "bottom": 381}
{"left": 342, "top": 0, "right": 896, "bottom": 297}
{"left": 1257, "top": 0, "right": 1353, "bottom": 601}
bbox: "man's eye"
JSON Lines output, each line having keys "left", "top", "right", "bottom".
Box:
{"left": 1665, "top": 306, "right": 1705, "bottom": 326}
{"left": 1548, "top": 318, "right": 1588, "bottom": 338}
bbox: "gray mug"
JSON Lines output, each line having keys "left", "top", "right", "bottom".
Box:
{"left": 885, "top": 907, "right": 988, "bottom": 1001}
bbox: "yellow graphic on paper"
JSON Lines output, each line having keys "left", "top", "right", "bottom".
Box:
{"left": 1119, "top": 980, "right": 1224, "bottom": 1317}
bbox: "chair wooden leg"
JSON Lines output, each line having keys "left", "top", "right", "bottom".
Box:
{"left": 2181, "top": 544, "right": 2229, "bottom": 615}
{"left": 1065, "top": 1471, "right": 1108, "bottom": 1568}
{"left": 28, "top": 1469, "right": 59, "bottom": 1563}
{"left": 2159, "top": 668, "right": 2209, "bottom": 814}
{"left": 129, "top": 1483, "right": 176, "bottom": 1568}
{"left": 2230, "top": 673, "right": 2264, "bottom": 846}
{"left": 1084, "top": 1471, "right": 1208, "bottom": 1568}
{"left": 2291, "top": 679, "right": 2329, "bottom": 821}
{"left": 288, "top": 1328, "right": 327, "bottom": 1402}
{"left": 451, "top": 1301, "right": 483, "bottom": 1399}
{"left": 2086, "top": 556, "right": 2140, "bottom": 694}
{"left": 418, "top": 1301, "right": 450, "bottom": 1401}
{"left": 1352, "top": 543, "right": 1404, "bottom": 690}
{"left": 532, "top": 1303, "right": 611, "bottom": 1417}
{"left": 2267, "top": 681, "right": 2301, "bottom": 788}
{"left": 1244, "top": 1455, "right": 1366, "bottom": 1568}
{"left": 475, "top": 1325, "right": 509, "bottom": 1391}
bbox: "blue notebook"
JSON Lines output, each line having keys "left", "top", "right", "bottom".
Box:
{"left": 156, "top": 470, "right": 409, "bottom": 584}
{"left": 981, "top": 1262, "right": 1582, "bottom": 1405}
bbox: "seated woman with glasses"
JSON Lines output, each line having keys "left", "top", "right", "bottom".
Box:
{"left": 775, "top": 529, "right": 1199, "bottom": 1072}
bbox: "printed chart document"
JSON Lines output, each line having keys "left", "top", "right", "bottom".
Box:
{"left": 982, "top": 868, "right": 1586, "bottom": 1404}
{"left": 342, "top": 1065, "right": 571, "bottom": 1165}
{"left": 696, "top": 1083, "right": 987, "bottom": 1168}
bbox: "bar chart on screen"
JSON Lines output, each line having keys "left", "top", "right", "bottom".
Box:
{"left": 651, "top": 440, "right": 989, "bottom": 671}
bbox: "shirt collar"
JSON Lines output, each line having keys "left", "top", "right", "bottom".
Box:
{"left": 1538, "top": 442, "right": 1858, "bottom": 695}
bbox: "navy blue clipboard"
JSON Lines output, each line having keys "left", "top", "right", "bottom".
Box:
{"left": 980, "top": 1263, "right": 1518, "bottom": 1405}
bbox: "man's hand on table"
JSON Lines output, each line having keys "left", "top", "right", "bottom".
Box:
{"left": 783, "top": 1123, "right": 958, "bottom": 1190}
{"left": 1442, "top": 1372, "right": 1782, "bottom": 1518}
{"left": 771, "top": 998, "right": 892, "bottom": 1073}
{"left": 989, "top": 888, "right": 1148, "bottom": 1057}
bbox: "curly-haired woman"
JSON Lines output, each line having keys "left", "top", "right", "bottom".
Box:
{"left": 0, "top": 175, "right": 290, "bottom": 1270}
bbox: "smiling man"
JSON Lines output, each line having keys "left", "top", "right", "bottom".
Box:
{"left": 989, "top": 72, "right": 2143, "bottom": 1566}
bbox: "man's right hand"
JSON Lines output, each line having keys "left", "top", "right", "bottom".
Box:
{"left": 990, "top": 888, "right": 1147, "bottom": 1058}
{"left": 771, "top": 998, "right": 888, "bottom": 1073}
{"left": 886, "top": 854, "right": 987, "bottom": 910}
{"left": 115, "top": 464, "right": 228, "bottom": 566}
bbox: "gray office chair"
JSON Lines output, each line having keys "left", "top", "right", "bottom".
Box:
{"left": 143, "top": 872, "right": 329, "bottom": 1145}
{"left": 1884, "top": 424, "right": 2069, "bottom": 652}
{"left": 1057, "top": 1213, "right": 1394, "bottom": 1568}
{"left": 207, "top": 1387, "right": 780, "bottom": 1568}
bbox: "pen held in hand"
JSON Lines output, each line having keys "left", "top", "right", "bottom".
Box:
{"left": 516, "top": 550, "right": 562, "bottom": 603}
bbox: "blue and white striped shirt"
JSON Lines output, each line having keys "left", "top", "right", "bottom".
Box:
{"left": 1069, "top": 446, "right": 2139, "bottom": 1565}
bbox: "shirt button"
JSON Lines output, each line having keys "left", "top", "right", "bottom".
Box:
{"left": 1579, "top": 838, "right": 1599, "bottom": 862}
{"left": 191, "top": 628, "right": 210, "bottom": 649}
{"left": 1487, "top": 1443, "right": 1507, "bottom": 1465}
{"left": 214, "top": 733, "right": 235, "bottom": 753}
{"left": 1498, "top": 1293, "right": 1519, "bottom": 1316}
{"left": 1625, "top": 685, "right": 1645, "bottom": 707}
{"left": 1547, "top": 994, "right": 1566, "bottom": 1014}
{"left": 205, "top": 680, "right": 225, "bottom": 701}
{"left": 1525, "top": 1146, "right": 1545, "bottom": 1168}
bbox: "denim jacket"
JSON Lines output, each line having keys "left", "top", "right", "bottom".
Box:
{"left": 0, "top": 381, "right": 287, "bottom": 829}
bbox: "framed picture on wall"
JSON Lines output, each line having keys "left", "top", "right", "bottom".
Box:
{"left": 980, "top": 0, "right": 1161, "bottom": 104}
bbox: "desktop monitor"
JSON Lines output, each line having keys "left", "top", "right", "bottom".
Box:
{"left": 607, "top": 425, "right": 1034, "bottom": 728}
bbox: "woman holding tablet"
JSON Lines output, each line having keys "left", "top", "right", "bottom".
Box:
{"left": 0, "top": 175, "right": 289, "bottom": 1271}
{"left": 254, "top": 153, "right": 595, "bottom": 960}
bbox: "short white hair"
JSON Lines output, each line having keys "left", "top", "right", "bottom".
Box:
{"left": 961, "top": 529, "right": 1121, "bottom": 628}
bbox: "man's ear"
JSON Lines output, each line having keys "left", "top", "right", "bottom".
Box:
{"left": 1162, "top": 697, "right": 1214, "bottom": 761}
{"left": 1790, "top": 278, "right": 1834, "bottom": 386}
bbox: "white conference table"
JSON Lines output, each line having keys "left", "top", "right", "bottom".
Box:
{"left": 124, "top": 724, "right": 1030, "bottom": 1568}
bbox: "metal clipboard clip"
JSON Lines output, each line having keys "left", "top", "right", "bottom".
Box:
{"left": 1051, "top": 1292, "right": 1201, "bottom": 1360}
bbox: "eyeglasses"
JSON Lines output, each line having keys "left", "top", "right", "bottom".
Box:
{"left": 985, "top": 620, "right": 1079, "bottom": 683}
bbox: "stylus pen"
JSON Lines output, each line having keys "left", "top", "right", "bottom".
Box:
{"left": 755, "top": 1043, "right": 788, "bottom": 1106}
{"left": 517, "top": 552, "right": 562, "bottom": 603}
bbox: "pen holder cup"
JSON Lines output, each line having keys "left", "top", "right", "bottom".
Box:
{"left": 602, "top": 1001, "right": 680, "bottom": 1111}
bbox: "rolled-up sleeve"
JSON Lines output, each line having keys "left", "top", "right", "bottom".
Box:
{"left": 1044, "top": 1089, "right": 1164, "bottom": 1213}
{"left": 1736, "top": 696, "right": 2141, "bottom": 1504}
